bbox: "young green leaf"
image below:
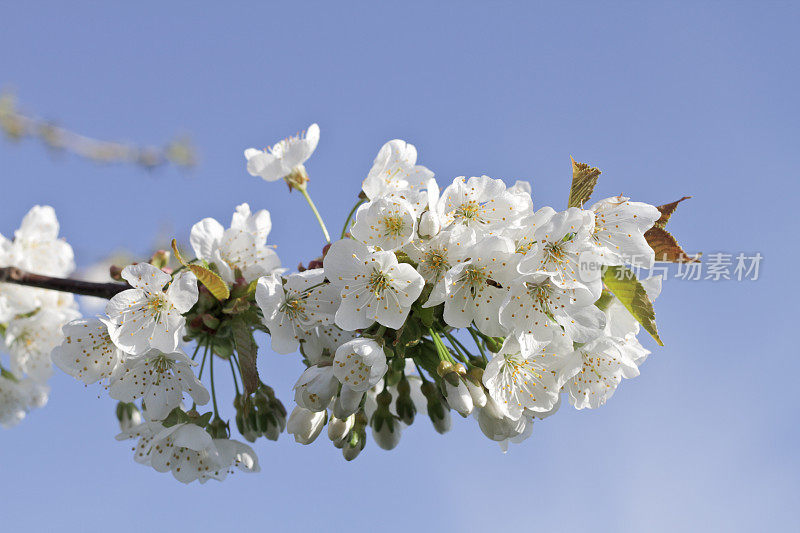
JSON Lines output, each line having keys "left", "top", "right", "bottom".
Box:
{"left": 171, "top": 239, "right": 231, "bottom": 301}
{"left": 602, "top": 265, "right": 664, "bottom": 346}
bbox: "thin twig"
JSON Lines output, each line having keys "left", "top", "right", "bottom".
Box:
{"left": 0, "top": 266, "right": 130, "bottom": 299}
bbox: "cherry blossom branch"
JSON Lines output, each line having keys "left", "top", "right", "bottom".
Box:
{"left": 0, "top": 266, "right": 130, "bottom": 299}
{"left": 0, "top": 91, "right": 197, "bottom": 170}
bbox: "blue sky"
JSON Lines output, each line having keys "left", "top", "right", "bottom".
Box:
{"left": 1, "top": 2, "right": 798, "bottom": 531}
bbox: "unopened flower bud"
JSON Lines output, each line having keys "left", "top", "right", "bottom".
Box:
{"left": 109, "top": 265, "right": 124, "bottom": 281}
{"left": 421, "top": 381, "right": 452, "bottom": 434}
{"left": 465, "top": 378, "right": 487, "bottom": 408}
{"left": 444, "top": 379, "right": 474, "bottom": 417}
{"left": 342, "top": 433, "right": 365, "bottom": 461}
{"left": 287, "top": 406, "right": 327, "bottom": 445}
{"left": 342, "top": 415, "right": 367, "bottom": 461}
{"left": 328, "top": 414, "right": 355, "bottom": 444}
{"left": 436, "top": 360, "right": 454, "bottom": 378}
{"left": 294, "top": 364, "right": 338, "bottom": 412}
{"left": 465, "top": 367, "right": 487, "bottom": 408}
{"left": 395, "top": 378, "right": 416, "bottom": 425}
{"left": 418, "top": 210, "right": 440, "bottom": 237}
{"left": 371, "top": 414, "right": 402, "bottom": 450}
{"left": 333, "top": 385, "right": 364, "bottom": 419}
{"left": 149, "top": 250, "right": 170, "bottom": 269}
{"left": 115, "top": 402, "right": 141, "bottom": 432}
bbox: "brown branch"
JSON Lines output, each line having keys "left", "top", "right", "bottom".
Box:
{"left": 0, "top": 267, "right": 130, "bottom": 300}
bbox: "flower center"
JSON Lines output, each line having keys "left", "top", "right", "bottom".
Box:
{"left": 145, "top": 296, "right": 169, "bottom": 321}
{"left": 279, "top": 294, "right": 307, "bottom": 320}
{"left": 453, "top": 200, "right": 482, "bottom": 224}
{"left": 151, "top": 354, "right": 174, "bottom": 375}
{"left": 544, "top": 241, "right": 567, "bottom": 263}
{"left": 368, "top": 270, "right": 392, "bottom": 296}
{"left": 423, "top": 248, "right": 450, "bottom": 279}
{"left": 381, "top": 214, "right": 406, "bottom": 237}
{"left": 460, "top": 264, "right": 487, "bottom": 297}
{"left": 525, "top": 281, "right": 557, "bottom": 320}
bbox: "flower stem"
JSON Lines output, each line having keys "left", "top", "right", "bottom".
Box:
{"left": 468, "top": 328, "right": 489, "bottom": 364}
{"left": 428, "top": 328, "right": 457, "bottom": 364}
{"left": 210, "top": 348, "right": 220, "bottom": 416}
{"left": 229, "top": 356, "right": 241, "bottom": 396}
{"left": 413, "top": 359, "right": 429, "bottom": 383}
{"left": 198, "top": 342, "right": 209, "bottom": 380}
{"left": 299, "top": 188, "right": 331, "bottom": 243}
{"left": 442, "top": 330, "right": 471, "bottom": 362}
{"left": 189, "top": 342, "right": 202, "bottom": 362}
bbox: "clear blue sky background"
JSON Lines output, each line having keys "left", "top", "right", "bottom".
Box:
{"left": 1, "top": 2, "right": 797, "bottom": 531}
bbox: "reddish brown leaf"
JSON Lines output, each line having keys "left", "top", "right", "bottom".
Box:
{"left": 654, "top": 196, "right": 691, "bottom": 228}
{"left": 645, "top": 227, "right": 701, "bottom": 263}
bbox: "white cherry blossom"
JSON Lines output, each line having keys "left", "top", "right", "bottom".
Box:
{"left": 108, "top": 348, "right": 209, "bottom": 420}
{"left": 501, "top": 206, "right": 556, "bottom": 256}
{"left": 4, "top": 309, "right": 72, "bottom": 382}
{"left": 230, "top": 202, "right": 273, "bottom": 243}
{"left": 0, "top": 375, "right": 48, "bottom": 428}
{"left": 482, "top": 334, "right": 577, "bottom": 420}
{"left": 4, "top": 205, "right": 75, "bottom": 276}
{"left": 333, "top": 338, "right": 387, "bottom": 392}
{"left": 51, "top": 317, "right": 126, "bottom": 385}
{"left": 350, "top": 197, "right": 417, "bottom": 251}
{"left": 563, "top": 336, "right": 639, "bottom": 410}
{"left": 119, "top": 422, "right": 259, "bottom": 484}
{"left": 255, "top": 269, "right": 340, "bottom": 355}
{"left": 362, "top": 139, "right": 434, "bottom": 200}
{"left": 518, "top": 206, "right": 602, "bottom": 298}
{"left": 437, "top": 175, "right": 529, "bottom": 237}
{"left": 474, "top": 395, "right": 534, "bottom": 452}
{"left": 589, "top": 196, "right": 661, "bottom": 267}
{"left": 499, "top": 271, "right": 605, "bottom": 343}
{"left": 190, "top": 204, "right": 281, "bottom": 284}
{"left": 301, "top": 325, "right": 358, "bottom": 365}
{"left": 105, "top": 263, "right": 198, "bottom": 356}
{"left": 404, "top": 225, "right": 475, "bottom": 289}
{"left": 323, "top": 239, "right": 424, "bottom": 330}
{"left": 245, "top": 123, "right": 319, "bottom": 182}
{"left": 425, "top": 236, "right": 516, "bottom": 336}
{"left": 293, "top": 364, "right": 338, "bottom": 412}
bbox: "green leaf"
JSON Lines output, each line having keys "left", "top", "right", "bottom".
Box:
{"left": 653, "top": 196, "right": 691, "bottom": 229}
{"left": 232, "top": 318, "right": 259, "bottom": 395}
{"left": 594, "top": 289, "right": 614, "bottom": 311}
{"left": 161, "top": 407, "right": 192, "bottom": 427}
{"left": 171, "top": 239, "right": 230, "bottom": 301}
{"left": 602, "top": 265, "right": 663, "bottom": 346}
{"left": 568, "top": 157, "right": 601, "bottom": 208}
{"left": 416, "top": 305, "right": 434, "bottom": 328}
{"left": 194, "top": 411, "right": 214, "bottom": 428}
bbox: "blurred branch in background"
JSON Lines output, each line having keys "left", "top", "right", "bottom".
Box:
{"left": 0, "top": 89, "right": 197, "bottom": 170}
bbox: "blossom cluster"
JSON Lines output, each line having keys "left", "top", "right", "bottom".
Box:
{"left": 0, "top": 122, "right": 688, "bottom": 483}
{"left": 0, "top": 206, "right": 79, "bottom": 427}
{"left": 247, "top": 127, "right": 668, "bottom": 454}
